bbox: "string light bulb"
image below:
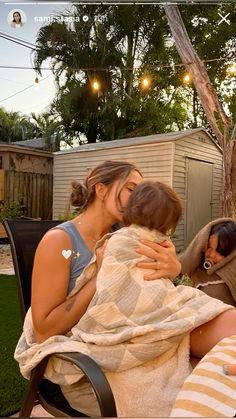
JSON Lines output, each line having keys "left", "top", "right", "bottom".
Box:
{"left": 92, "top": 80, "right": 100, "bottom": 92}
{"left": 141, "top": 76, "right": 151, "bottom": 89}
{"left": 34, "top": 76, "right": 39, "bottom": 86}
{"left": 183, "top": 72, "right": 192, "bottom": 84}
{"left": 227, "top": 63, "right": 236, "bottom": 76}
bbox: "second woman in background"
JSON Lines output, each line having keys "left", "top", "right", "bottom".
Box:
{"left": 179, "top": 219, "right": 236, "bottom": 307}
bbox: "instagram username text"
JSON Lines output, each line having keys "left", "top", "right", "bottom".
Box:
{"left": 34, "top": 16, "right": 80, "bottom": 23}
{"left": 34, "top": 15, "right": 106, "bottom": 23}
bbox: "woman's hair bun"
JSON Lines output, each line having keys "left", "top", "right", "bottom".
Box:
{"left": 70, "top": 181, "right": 88, "bottom": 207}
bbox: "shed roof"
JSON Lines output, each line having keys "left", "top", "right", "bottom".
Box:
{"left": 14, "top": 137, "right": 48, "bottom": 149}
{"left": 54, "top": 128, "right": 221, "bottom": 155}
{"left": 0, "top": 142, "right": 53, "bottom": 157}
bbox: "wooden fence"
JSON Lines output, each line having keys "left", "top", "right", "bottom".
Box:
{"left": 1, "top": 169, "right": 53, "bottom": 219}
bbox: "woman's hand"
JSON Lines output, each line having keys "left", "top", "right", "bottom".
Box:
{"left": 95, "top": 239, "right": 108, "bottom": 272}
{"left": 135, "top": 239, "right": 181, "bottom": 281}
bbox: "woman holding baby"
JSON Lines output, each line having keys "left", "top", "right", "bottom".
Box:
{"left": 15, "top": 160, "right": 236, "bottom": 417}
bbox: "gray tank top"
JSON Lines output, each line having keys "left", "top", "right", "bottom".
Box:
{"left": 52, "top": 221, "right": 93, "bottom": 293}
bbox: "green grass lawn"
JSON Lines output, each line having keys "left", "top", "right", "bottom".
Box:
{"left": 0, "top": 275, "right": 28, "bottom": 417}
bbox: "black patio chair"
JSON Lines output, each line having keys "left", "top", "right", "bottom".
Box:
{"left": 3, "top": 218, "right": 117, "bottom": 417}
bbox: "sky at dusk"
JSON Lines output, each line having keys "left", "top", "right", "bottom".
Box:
{"left": 0, "top": 1, "right": 70, "bottom": 116}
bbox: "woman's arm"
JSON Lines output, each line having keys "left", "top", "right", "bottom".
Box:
{"left": 31, "top": 229, "right": 96, "bottom": 343}
{"left": 135, "top": 239, "right": 181, "bottom": 280}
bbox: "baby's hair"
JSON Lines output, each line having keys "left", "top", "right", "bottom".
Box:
{"left": 123, "top": 181, "right": 182, "bottom": 235}
{"left": 70, "top": 160, "right": 142, "bottom": 210}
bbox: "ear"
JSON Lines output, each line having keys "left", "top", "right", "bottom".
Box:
{"left": 95, "top": 183, "right": 108, "bottom": 201}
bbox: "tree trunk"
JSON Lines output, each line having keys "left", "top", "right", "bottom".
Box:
{"left": 87, "top": 122, "right": 99, "bottom": 143}
{"left": 125, "top": 34, "right": 134, "bottom": 97}
{"left": 192, "top": 87, "right": 197, "bottom": 128}
{"left": 164, "top": 4, "right": 236, "bottom": 217}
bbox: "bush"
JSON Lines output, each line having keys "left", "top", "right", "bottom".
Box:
{"left": 56, "top": 213, "right": 75, "bottom": 221}
{"left": 173, "top": 273, "right": 192, "bottom": 287}
{"left": 0, "top": 200, "right": 24, "bottom": 223}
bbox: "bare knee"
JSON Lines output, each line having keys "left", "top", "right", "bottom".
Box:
{"left": 190, "top": 308, "right": 236, "bottom": 358}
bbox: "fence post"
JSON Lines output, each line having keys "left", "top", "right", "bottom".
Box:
{"left": 0, "top": 169, "right": 4, "bottom": 202}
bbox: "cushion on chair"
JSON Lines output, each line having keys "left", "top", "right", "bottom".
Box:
{"left": 170, "top": 335, "right": 236, "bottom": 417}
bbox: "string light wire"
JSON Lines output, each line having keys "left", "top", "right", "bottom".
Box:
{"left": 0, "top": 74, "right": 52, "bottom": 104}
{"left": 0, "top": 30, "right": 234, "bottom": 72}
{"left": 0, "top": 30, "right": 234, "bottom": 104}
{"left": 0, "top": 58, "right": 235, "bottom": 72}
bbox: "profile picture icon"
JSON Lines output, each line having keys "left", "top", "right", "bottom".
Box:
{"left": 8, "top": 9, "right": 27, "bottom": 28}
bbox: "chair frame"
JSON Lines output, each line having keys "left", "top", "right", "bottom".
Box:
{"left": 3, "top": 219, "right": 117, "bottom": 417}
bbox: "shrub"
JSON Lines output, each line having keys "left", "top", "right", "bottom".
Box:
{"left": 173, "top": 273, "right": 192, "bottom": 287}
{"left": 56, "top": 213, "right": 75, "bottom": 221}
{"left": 0, "top": 200, "right": 23, "bottom": 223}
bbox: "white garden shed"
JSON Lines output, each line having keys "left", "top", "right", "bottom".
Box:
{"left": 53, "top": 127, "right": 223, "bottom": 250}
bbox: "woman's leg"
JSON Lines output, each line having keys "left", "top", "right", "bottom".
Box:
{"left": 190, "top": 308, "right": 236, "bottom": 358}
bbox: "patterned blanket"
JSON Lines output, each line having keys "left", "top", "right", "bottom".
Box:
{"left": 15, "top": 224, "right": 233, "bottom": 416}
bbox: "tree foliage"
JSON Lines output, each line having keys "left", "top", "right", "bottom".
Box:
{"left": 34, "top": 4, "right": 190, "bottom": 143}
{"left": 0, "top": 108, "right": 63, "bottom": 150}
{"left": 0, "top": 108, "right": 38, "bottom": 143}
{"left": 33, "top": 4, "right": 235, "bottom": 146}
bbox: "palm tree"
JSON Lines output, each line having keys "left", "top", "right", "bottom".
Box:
{"left": 30, "top": 112, "right": 64, "bottom": 151}
{"left": 0, "top": 108, "right": 38, "bottom": 143}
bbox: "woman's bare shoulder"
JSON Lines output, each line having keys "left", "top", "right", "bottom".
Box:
{"left": 37, "top": 227, "right": 72, "bottom": 252}
{"left": 33, "top": 227, "right": 73, "bottom": 275}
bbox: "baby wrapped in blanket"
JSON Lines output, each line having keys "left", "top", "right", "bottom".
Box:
{"left": 15, "top": 181, "right": 233, "bottom": 417}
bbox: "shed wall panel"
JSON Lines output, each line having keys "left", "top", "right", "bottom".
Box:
{"left": 53, "top": 130, "right": 222, "bottom": 252}
{"left": 173, "top": 132, "right": 222, "bottom": 250}
{"left": 53, "top": 142, "right": 174, "bottom": 218}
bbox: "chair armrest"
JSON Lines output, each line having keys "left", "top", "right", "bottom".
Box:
{"left": 19, "top": 352, "right": 117, "bottom": 417}
{"left": 54, "top": 352, "right": 117, "bottom": 417}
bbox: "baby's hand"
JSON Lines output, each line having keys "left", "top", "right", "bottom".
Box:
{"left": 95, "top": 239, "right": 108, "bottom": 272}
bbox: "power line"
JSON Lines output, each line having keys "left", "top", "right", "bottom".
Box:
{"left": 0, "top": 65, "right": 51, "bottom": 70}
{"left": 0, "top": 32, "right": 36, "bottom": 50}
{"left": 0, "top": 31, "right": 35, "bottom": 47}
{"left": 0, "top": 31, "right": 36, "bottom": 48}
{"left": 0, "top": 30, "right": 70, "bottom": 68}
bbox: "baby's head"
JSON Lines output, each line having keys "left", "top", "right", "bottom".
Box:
{"left": 123, "top": 181, "right": 182, "bottom": 235}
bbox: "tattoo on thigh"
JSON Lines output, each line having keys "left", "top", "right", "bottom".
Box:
{"left": 66, "top": 299, "right": 75, "bottom": 311}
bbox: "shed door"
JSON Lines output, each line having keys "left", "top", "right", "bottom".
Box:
{"left": 186, "top": 158, "right": 213, "bottom": 245}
